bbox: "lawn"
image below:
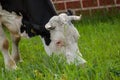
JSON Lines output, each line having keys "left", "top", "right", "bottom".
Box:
{"left": 0, "top": 13, "right": 120, "bottom": 80}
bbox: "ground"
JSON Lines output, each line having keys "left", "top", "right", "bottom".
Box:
{"left": 0, "top": 13, "right": 120, "bottom": 80}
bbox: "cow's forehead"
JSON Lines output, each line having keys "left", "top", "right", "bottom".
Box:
{"left": 49, "top": 16, "right": 62, "bottom": 26}
{"left": 50, "top": 16, "right": 58, "bottom": 20}
{"left": 59, "top": 13, "right": 68, "bottom": 19}
{"left": 49, "top": 13, "right": 69, "bottom": 23}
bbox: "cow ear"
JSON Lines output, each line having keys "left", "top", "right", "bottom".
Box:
{"left": 69, "top": 15, "right": 82, "bottom": 21}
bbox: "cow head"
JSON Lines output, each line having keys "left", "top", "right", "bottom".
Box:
{"left": 45, "top": 13, "right": 86, "bottom": 65}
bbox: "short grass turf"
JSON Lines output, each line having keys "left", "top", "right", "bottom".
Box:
{"left": 0, "top": 14, "right": 120, "bottom": 80}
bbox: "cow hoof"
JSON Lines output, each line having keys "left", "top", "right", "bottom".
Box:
{"left": 5, "top": 59, "right": 17, "bottom": 70}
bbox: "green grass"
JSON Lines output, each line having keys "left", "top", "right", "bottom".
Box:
{"left": 0, "top": 14, "right": 120, "bottom": 80}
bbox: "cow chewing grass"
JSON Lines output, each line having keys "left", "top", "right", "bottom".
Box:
{"left": 0, "top": 4, "right": 86, "bottom": 70}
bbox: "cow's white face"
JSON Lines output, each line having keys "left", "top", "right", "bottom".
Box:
{"left": 45, "top": 13, "right": 86, "bottom": 65}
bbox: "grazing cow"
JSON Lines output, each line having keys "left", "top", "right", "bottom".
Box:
{"left": 0, "top": 0, "right": 86, "bottom": 70}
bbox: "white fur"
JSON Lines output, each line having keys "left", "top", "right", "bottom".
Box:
{"left": 45, "top": 13, "right": 86, "bottom": 65}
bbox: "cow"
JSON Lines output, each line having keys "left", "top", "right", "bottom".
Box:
{"left": 0, "top": 0, "right": 86, "bottom": 70}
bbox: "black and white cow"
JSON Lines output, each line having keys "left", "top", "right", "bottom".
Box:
{"left": 0, "top": 0, "right": 86, "bottom": 70}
